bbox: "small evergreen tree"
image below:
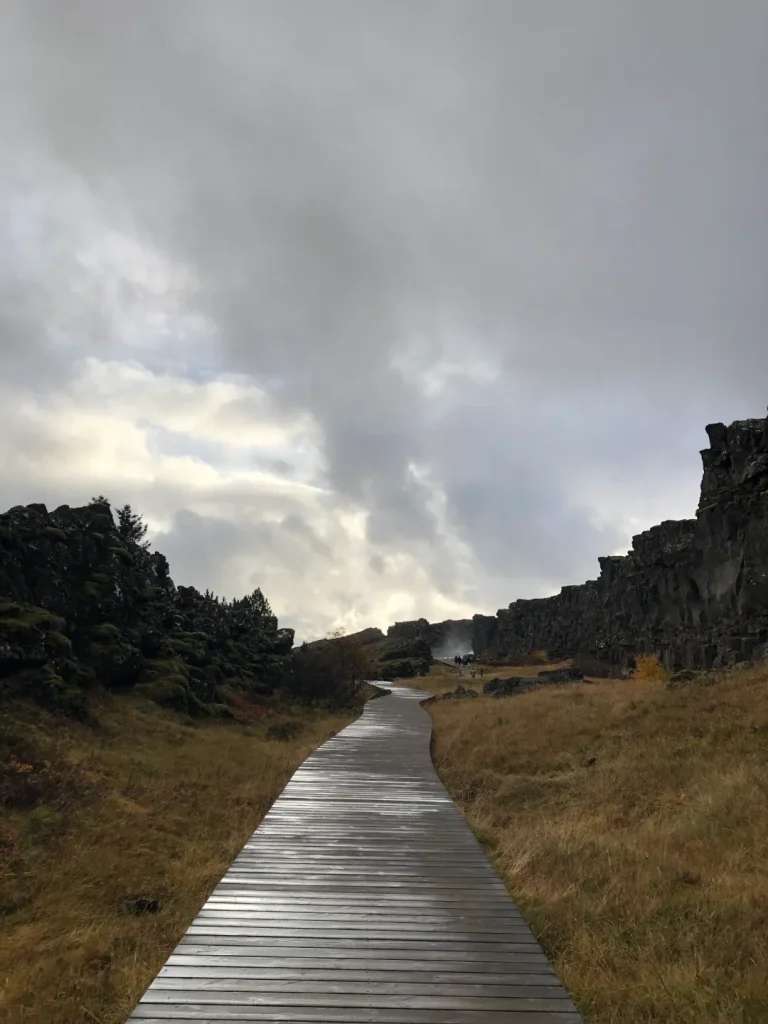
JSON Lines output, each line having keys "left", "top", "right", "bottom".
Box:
{"left": 246, "top": 588, "right": 272, "bottom": 619}
{"left": 116, "top": 504, "right": 150, "bottom": 549}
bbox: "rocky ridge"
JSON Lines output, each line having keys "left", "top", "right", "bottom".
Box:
{"left": 303, "top": 622, "right": 433, "bottom": 681}
{"left": 0, "top": 499, "right": 294, "bottom": 715}
{"left": 472, "top": 413, "right": 768, "bottom": 671}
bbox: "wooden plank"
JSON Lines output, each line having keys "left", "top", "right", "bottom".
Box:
{"left": 171, "top": 950, "right": 554, "bottom": 970}
{"left": 188, "top": 921, "right": 536, "bottom": 936}
{"left": 203, "top": 906, "right": 531, "bottom": 921}
{"left": 184, "top": 931, "right": 539, "bottom": 946}
{"left": 194, "top": 919, "right": 534, "bottom": 936}
{"left": 161, "top": 966, "right": 558, "bottom": 984}
{"left": 153, "top": 978, "right": 566, "bottom": 997}
{"left": 180, "top": 936, "right": 544, "bottom": 953}
{"left": 139, "top": 990, "right": 575, "bottom": 1011}
{"left": 178, "top": 939, "right": 552, "bottom": 960}
{"left": 131, "top": 1009, "right": 582, "bottom": 1023}
{"left": 127, "top": 686, "right": 582, "bottom": 1023}
{"left": 133, "top": 1014, "right": 583, "bottom": 1023}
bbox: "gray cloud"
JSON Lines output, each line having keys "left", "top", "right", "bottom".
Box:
{"left": 2, "top": 1, "right": 768, "bottom": 638}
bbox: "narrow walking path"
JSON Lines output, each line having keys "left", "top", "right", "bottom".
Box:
{"left": 129, "top": 685, "right": 581, "bottom": 1023}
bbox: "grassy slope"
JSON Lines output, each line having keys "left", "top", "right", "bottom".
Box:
{"left": 0, "top": 695, "right": 354, "bottom": 1024}
{"left": 427, "top": 662, "right": 768, "bottom": 1023}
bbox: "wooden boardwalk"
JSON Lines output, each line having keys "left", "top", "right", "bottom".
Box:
{"left": 129, "top": 685, "right": 582, "bottom": 1023}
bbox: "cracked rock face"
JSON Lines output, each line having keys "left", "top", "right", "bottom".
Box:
{"left": 472, "top": 413, "right": 768, "bottom": 672}
{"left": 0, "top": 501, "right": 294, "bottom": 714}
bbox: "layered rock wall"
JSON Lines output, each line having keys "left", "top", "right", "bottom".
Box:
{"left": 472, "top": 414, "right": 768, "bottom": 671}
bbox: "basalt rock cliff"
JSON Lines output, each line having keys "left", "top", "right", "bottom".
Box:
{"left": 472, "top": 413, "right": 768, "bottom": 671}
{"left": 0, "top": 499, "right": 294, "bottom": 715}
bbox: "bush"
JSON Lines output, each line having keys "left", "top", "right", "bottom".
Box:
{"left": 291, "top": 636, "right": 371, "bottom": 705}
{"left": 634, "top": 653, "right": 670, "bottom": 682}
{"left": 266, "top": 720, "right": 303, "bottom": 741}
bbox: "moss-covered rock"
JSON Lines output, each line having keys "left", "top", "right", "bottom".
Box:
{"left": 0, "top": 603, "right": 65, "bottom": 634}
{"left": 1, "top": 665, "right": 87, "bottom": 717}
{"left": 87, "top": 639, "right": 144, "bottom": 687}
{"left": 0, "top": 603, "right": 68, "bottom": 678}
{"left": 90, "top": 623, "right": 121, "bottom": 642}
{"left": 138, "top": 631, "right": 166, "bottom": 658}
{"left": 61, "top": 658, "right": 97, "bottom": 689}
{"left": 167, "top": 632, "right": 209, "bottom": 667}
{"left": 43, "top": 632, "right": 73, "bottom": 672}
{"left": 135, "top": 679, "right": 190, "bottom": 712}
{"left": 141, "top": 656, "right": 190, "bottom": 684}
{"left": 0, "top": 638, "right": 47, "bottom": 676}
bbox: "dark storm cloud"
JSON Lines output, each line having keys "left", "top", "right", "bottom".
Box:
{"left": 2, "top": 1, "right": 768, "bottom": 631}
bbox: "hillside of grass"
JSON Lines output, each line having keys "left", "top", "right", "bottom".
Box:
{"left": 427, "top": 661, "right": 768, "bottom": 1023}
{"left": 0, "top": 693, "right": 356, "bottom": 1024}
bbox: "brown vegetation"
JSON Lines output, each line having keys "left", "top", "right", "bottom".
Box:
{"left": 0, "top": 694, "right": 354, "bottom": 1024}
{"left": 633, "top": 653, "right": 671, "bottom": 682}
{"left": 428, "top": 661, "right": 768, "bottom": 1023}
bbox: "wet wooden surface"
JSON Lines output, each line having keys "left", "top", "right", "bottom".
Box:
{"left": 128, "top": 684, "right": 582, "bottom": 1023}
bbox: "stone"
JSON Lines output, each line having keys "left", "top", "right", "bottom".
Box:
{"left": 122, "top": 896, "right": 161, "bottom": 915}
{"left": 483, "top": 676, "right": 540, "bottom": 697}
{"left": 440, "top": 684, "right": 478, "bottom": 701}
{"left": 538, "top": 667, "right": 584, "bottom": 682}
{"left": 669, "top": 668, "right": 701, "bottom": 683}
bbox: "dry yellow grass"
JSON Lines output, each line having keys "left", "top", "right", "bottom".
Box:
{"left": 0, "top": 694, "right": 354, "bottom": 1024}
{"left": 415, "top": 659, "right": 573, "bottom": 696}
{"left": 428, "top": 663, "right": 768, "bottom": 1023}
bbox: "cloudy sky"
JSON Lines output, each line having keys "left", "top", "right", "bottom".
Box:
{"left": 2, "top": 2, "right": 767, "bottom": 640}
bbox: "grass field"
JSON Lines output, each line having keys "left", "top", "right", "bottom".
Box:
{"left": 427, "top": 660, "right": 768, "bottom": 1023}
{"left": 418, "top": 658, "right": 573, "bottom": 695}
{"left": 0, "top": 694, "right": 355, "bottom": 1024}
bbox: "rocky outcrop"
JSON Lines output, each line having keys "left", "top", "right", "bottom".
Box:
{"left": 473, "top": 413, "right": 768, "bottom": 672}
{"left": 436, "top": 684, "right": 478, "bottom": 701}
{"left": 0, "top": 500, "right": 294, "bottom": 714}
{"left": 386, "top": 617, "right": 474, "bottom": 661}
{"left": 307, "top": 621, "right": 432, "bottom": 681}
{"left": 482, "top": 667, "right": 584, "bottom": 699}
{"left": 362, "top": 617, "right": 474, "bottom": 677}
{"left": 318, "top": 616, "right": 476, "bottom": 681}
